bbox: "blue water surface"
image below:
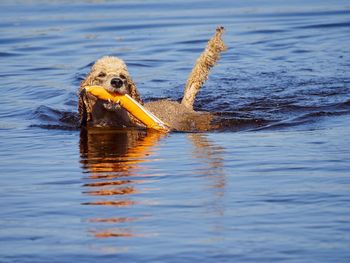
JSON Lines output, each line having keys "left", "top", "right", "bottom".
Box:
{"left": 0, "top": 0, "right": 350, "bottom": 262}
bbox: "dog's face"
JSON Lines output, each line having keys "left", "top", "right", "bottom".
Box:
{"left": 79, "top": 56, "right": 143, "bottom": 127}
{"left": 81, "top": 56, "right": 141, "bottom": 102}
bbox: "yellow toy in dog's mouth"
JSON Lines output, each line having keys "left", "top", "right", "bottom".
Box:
{"left": 84, "top": 85, "right": 170, "bottom": 132}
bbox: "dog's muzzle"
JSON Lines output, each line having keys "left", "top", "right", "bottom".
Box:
{"left": 111, "top": 77, "right": 124, "bottom": 89}
{"left": 108, "top": 77, "right": 127, "bottom": 94}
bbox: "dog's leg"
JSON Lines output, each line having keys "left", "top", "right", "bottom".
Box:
{"left": 103, "top": 99, "right": 122, "bottom": 112}
{"left": 181, "top": 26, "right": 227, "bottom": 109}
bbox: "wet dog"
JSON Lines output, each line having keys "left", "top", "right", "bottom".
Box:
{"left": 78, "top": 27, "right": 226, "bottom": 131}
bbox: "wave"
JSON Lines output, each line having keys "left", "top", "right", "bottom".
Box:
{"left": 31, "top": 96, "right": 350, "bottom": 132}
{"left": 31, "top": 105, "right": 79, "bottom": 130}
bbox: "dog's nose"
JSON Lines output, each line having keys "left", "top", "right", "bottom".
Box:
{"left": 110, "top": 78, "right": 124, "bottom": 89}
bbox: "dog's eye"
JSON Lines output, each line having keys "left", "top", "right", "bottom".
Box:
{"left": 119, "top": 74, "right": 127, "bottom": 80}
{"left": 97, "top": 72, "right": 106, "bottom": 78}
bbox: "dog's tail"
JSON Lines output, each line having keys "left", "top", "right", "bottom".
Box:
{"left": 181, "top": 26, "right": 227, "bottom": 110}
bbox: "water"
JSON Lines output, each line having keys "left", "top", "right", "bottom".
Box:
{"left": 1, "top": 0, "right": 350, "bottom": 262}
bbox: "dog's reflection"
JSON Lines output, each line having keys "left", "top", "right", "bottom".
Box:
{"left": 80, "top": 128, "right": 165, "bottom": 239}
{"left": 80, "top": 129, "right": 226, "bottom": 243}
{"left": 80, "top": 128, "right": 163, "bottom": 180}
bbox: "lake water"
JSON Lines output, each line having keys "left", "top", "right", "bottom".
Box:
{"left": 1, "top": 0, "right": 350, "bottom": 262}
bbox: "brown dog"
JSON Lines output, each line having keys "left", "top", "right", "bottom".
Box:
{"left": 79, "top": 27, "right": 226, "bottom": 131}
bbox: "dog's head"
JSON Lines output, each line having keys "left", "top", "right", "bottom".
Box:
{"left": 81, "top": 56, "right": 141, "bottom": 103}
{"left": 79, "top": 56, "right": 143, "bottom": 127}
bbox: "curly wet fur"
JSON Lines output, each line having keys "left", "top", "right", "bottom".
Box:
{"left": 80, "top": 56, "right": 141, "bottom": 102}
{"left": 78, "top": 27, "right": 226, "bottom": 131}
{"left": 182, "top": 26, "right": 227, "bottom": 109}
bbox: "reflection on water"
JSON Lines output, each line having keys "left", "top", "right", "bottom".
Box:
{"left": 79, "top": 128, "right": 227, "bottom": 243}
{"left": 79, "top": 128, "right": 165, "bottom": 239}
{"left": 189, "top": 133, "right": 226, "bottom": 215}
{"left": 188, "top": 133, "right": 227, "bottom": 245}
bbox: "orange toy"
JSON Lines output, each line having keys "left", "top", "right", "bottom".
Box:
{"left": 84, "top": 86, "right": 170, "bottom": 132}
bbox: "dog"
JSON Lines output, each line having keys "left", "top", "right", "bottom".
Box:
{"left": 78, "top": 27, "right": 226, "bottom": 131}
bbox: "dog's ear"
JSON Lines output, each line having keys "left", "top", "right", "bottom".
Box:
{"left": 78, "top": 89, "right": 88, "bottom": 127}
{"left": 126, "top": 77, "right": 143, "bottom": 104}
{"left": 78, "top": 88, "right": 96, "bottom": 127}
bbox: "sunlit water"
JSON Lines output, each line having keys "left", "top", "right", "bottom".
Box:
{"left": 1, "top": 0, "right": 350, "bottom": 262}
